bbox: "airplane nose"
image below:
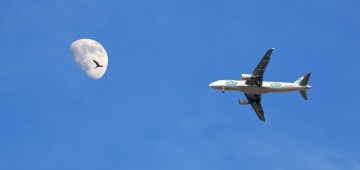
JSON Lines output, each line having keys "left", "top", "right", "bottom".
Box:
{"left": 209, "top": 82, "right": 217, "bottom": 88}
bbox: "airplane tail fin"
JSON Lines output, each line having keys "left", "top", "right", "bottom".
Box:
{"left": 294, "top": 73, "right": 311, "bottom": 86}
{"left": 294, "top": 73, "right": 311, "bottom": 100}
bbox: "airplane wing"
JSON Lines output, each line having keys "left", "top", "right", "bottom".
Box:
{"left": 244, "top": 93, "right": 266, "bottom": 122}
{"left": 246, "top": 48, "right": 274, "bottom": 86}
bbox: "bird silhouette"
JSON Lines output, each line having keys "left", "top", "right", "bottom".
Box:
{"left": 93, "top": 60, "right": 103, "bottom": 69}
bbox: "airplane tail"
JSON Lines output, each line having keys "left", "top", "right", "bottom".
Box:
{"left": 299, "top": 90, "right": 308, "bottom": 100}
{"left": 294, "top": 73, "right": 311, "bottom": 100}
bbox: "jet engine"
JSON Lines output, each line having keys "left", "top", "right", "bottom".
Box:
{"left": 239, "top": 99, "right": 250, "bottom": 105}
{"left": 241, "top": 74, "right": 253, "bottom": 80}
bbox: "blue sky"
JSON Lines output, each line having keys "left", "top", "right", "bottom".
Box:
{"left": 1, "top": 0, "right": 360, "bottom": 169}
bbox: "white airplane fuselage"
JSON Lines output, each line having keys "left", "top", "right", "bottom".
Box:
{"left": 209, "top": 80, "right": 311, "bottom": 94}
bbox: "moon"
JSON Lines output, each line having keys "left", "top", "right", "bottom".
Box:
{"left": 70, "top": 39, "right": 108, "bottom": 79}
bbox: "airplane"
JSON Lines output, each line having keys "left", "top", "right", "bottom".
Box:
{"left": 209, "top": 48, "right": 312, "bottom": 122}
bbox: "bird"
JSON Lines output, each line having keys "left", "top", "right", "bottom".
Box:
{"left": 93, "top": 60, "right": 103, "bottom": 69}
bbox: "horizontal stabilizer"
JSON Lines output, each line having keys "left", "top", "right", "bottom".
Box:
{"left": 299, "top": 90, "right": 308, "bottom": 100}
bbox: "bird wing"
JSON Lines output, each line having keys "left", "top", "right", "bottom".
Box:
{"left": 93, "top": 60, "right": 100, "bottom": 66}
